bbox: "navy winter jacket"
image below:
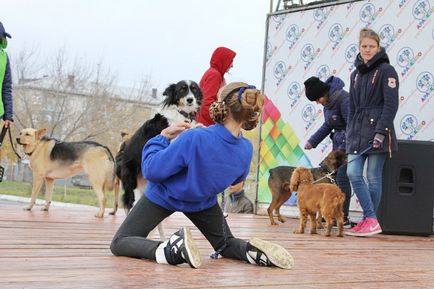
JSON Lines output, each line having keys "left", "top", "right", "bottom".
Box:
{"left": 1, "top": 53, "right": 13, "bottom": 121}
{"left": 307, "top": 76, "right": 349, "bottom": 150}
{"left": 346, "top": 48, "right": 399, "bottom": 155}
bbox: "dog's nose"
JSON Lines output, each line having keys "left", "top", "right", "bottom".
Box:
{"left": 186, "top": 98, "right": 193, "bottom": 104}
{"left": 16, "top": 138, "right": 21, "bottom": 145}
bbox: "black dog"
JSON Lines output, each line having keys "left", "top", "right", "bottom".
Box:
{"left": 117, "top": 80, "right": 203, "bottom": 211}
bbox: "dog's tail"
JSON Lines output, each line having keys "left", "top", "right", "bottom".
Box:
{"left": 121, "top": 160, "right": 138, "bottom": 211}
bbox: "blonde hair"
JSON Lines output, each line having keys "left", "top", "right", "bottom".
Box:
{"left": 359, "top": 28, "right": 380, "bottom": 46}
{"left": 209, "top": 82, "right": 264, "bottom": 130}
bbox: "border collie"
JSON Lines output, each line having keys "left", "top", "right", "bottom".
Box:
{"left": 116, "top": 80, "right": 203, "bottom": 212}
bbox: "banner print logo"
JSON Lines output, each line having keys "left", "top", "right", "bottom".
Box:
{"left": 416, "top": 71, "right": 434, "bottom": 102}
{"left": 413, "top": 0, "right": 432, "bottom": 29}
{"left": 272, "top": 14, "right": 286, "bottom": 30}
{"left": 400, "top": 114, "right": 420, "bottom": 139}
{"left": 397, "top": 47, "right": 414, "bottom": 67}
{"left": 329, "top": 23, "right": 344, "bottom": 42}
{"left": 329, "top": 23, "right": 348, "bottom": 50}
{"left": 316, "top": 65, "right": 331, "bottom": 81}
{"left": 286, "top": 24, "right": 302, "bottom": 50}
{"left": 379, "top": 24, "right": 401, "bottom": 49}
{"left": 266, "top": 42, "right": 273, "bottom": 62}
{"left": 273, "top": 61, "right": 288, "bottom": 86}
{"left": 359, "top": 3, "right": 381, "bottom": 26}
{"left": 302, "top": 104, "right": 319, "bottom": 131}
{"left": 396, "top": 47, "right": 421, "bottom": 77}
{"left": 313, "top": 7, "right": 330, "bottom": 29}
{"left": 345, "top": 44, "right": 358, "bottom": 63}
{"left": 301, "top": 44, "right": 318, "bottom": 70}
{"left": 287, "top": 81, "right": 302, "bottom": 101}
{"left": 287, "top": 82, "right": 303, "bottom": 108}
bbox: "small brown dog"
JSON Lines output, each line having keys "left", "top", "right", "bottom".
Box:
{"left": 290, "top": 167, "right": 345, "bottom": 237}
{"left": 17, "top": 128, "right": 118, "bottom": 218}
{"left": 267, "top": 149, "right": 347, "bottom": 226}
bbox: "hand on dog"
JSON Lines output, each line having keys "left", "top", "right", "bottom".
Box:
{"left": 161, "top": 123, "right": 192, "bottom": 140}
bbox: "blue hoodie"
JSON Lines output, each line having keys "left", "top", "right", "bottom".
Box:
{"left": 307, "top": 76, "right": 349, "bottom": 150}
{"left": 141, "top": 124, "right": 253, "bottom": 212}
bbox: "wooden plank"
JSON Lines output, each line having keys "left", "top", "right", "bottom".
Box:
{"left": 1, "top": 201, "right": 434, "bottom": 289}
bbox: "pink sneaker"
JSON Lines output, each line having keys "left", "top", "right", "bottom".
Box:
{"left": 347, "top": 218, "right": 382, "bottom": 237}
{"left": 345, "top": 219, "right": 366, "bottom": 235}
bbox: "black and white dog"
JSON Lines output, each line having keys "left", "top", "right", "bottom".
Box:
{"left": 116, "top": 80, "right": 203, "bottom": 213}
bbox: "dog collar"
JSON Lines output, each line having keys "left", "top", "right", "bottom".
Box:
{"left": 178, "top": 110, "right": 196, "bottom": 123}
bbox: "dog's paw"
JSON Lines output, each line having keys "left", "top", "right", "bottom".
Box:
{"left": 108, "top": 211, "right": 116, "bottom": 215}
{"left": 277, "top": 217, "right": 286, "bottom": 223}
{"left": 310, "top": 230, "right": 317, "bottom": 235}
{"left": 41, "top": 206, "right": 49, "bottom": 211}
{"left": 94, "top": 212, "right": 104, "bottom": 218}
{"left": 293, "top": 229, "right": 304, "bottom": 234}
{"left": 23, "top": 206, "right": 32, "bottom": 211}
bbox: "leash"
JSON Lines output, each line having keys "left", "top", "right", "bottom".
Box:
{"left": 0, "top": 125, "right": 22, "bottom": 182}
{"left": 312, "top": 170, "right": 336, "bottom": 184}
{"left": 312, "top": 144, "right": 373, "bottom": 185}
{"left": 0, "top": 125, "right": 22, "bottom": 160}
{"left": 210, "top": 191, "right": 228, "bottom": 259}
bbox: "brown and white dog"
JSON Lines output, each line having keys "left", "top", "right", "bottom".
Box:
{"left": 290, "top": 167, "right": 345, "bottom": 237}
{"left": 267, "top": 149, "right": 347, "bottom": 226}
{"left": 16, "top": 128, "right": 118, "bottom": 217}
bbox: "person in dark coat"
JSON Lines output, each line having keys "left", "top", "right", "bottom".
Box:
{"left": 0, "top": 22, "right": 13, "bottom": 128}
{"left": 303, "top": 76, "right": 352, "bottom": 228}
{"left": 345, "top": 28, "right": 399, "bottom": 237}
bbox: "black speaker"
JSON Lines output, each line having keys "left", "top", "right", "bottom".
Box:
{"left": 378, "top": 140, "right": 434, "bottom": 236}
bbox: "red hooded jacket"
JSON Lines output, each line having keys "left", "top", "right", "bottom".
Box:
{"left": 196, "top": 47, "right": 236, "bottom": 126}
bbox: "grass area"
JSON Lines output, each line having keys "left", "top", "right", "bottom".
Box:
{"left": 0, "top": 181, "right": 118, "bottom": 208}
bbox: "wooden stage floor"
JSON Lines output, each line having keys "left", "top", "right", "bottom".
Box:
{"left": 1, "top": 200, "right": 434, "bottom": 289}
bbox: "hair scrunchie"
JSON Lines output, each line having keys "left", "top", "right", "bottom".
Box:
{"left": 209, "top": 101, "right": 228, "bottom": 123}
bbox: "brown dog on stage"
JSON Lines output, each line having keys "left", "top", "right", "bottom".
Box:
{"left": 266, "top": 149, "right": 346, "bottom": 226}
{"left": 16, "top": 128, "right": 118, "bottom": 218}
{"left": 290, "top": 167, "right": 345, "bottom": 237}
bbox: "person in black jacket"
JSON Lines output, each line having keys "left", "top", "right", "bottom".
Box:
{"left": 345, "top": 28, "right": 399, "bottom": 237}
{"left": 303, "top": 76, "right": 352, "bottom": 228}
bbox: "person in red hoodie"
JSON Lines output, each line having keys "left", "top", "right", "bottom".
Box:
{"left": 196, "top": 47, "right": 236, "bottom": 126}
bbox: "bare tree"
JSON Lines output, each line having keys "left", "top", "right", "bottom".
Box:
{"left": 11, "top": 46, "right": 158, "bottom": 155}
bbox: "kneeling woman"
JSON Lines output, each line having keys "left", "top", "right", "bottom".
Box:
{"left": 110, "top": 82, "right": 294, "bottom": 269}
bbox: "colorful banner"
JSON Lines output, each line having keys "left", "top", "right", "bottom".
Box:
{"left": 258, "top": 0, "right": 434, "bottom": 204}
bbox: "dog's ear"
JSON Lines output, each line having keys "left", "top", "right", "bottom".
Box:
{"left": 35, "top": 128, "right": 47, "bottom": 140}
{"left": 162, "top": 83, "right": 177, "bottom": 107}
{"left": 289, "top": 168, "right": 300, "bottom": 192}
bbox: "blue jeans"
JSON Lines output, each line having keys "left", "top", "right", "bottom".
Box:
{"left": 335, "top": 164, "right": 351, "bottom": 218}
{"left": 346, "top": 153, "right": 387, "bottom": 219}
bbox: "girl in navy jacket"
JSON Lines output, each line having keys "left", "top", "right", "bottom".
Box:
{"left": 111, "top": 82, "right": 294, "bottom": 270}
{"left": 345, "top": 29, "right": 399, "bottom": 237}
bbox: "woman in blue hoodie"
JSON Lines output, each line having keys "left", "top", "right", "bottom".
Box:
{"left": 303, "top": 76, "right": 352, "bottom": 228}
{"left": 345, "top": 28, "right": 399, "bottom": 237}
{"left": 111, "top": 82, "right": 294, "bottom": 270}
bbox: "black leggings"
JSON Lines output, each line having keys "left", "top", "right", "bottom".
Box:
{"left": 110, "top": 195, "right": 249, "bottom": 261}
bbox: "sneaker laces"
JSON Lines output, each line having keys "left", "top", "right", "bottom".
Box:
{"left": 164, "top": 232, "right": 187, "bottom": 265}
{"left": 246, "top": 244, "right": 272, "bottom": 267}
